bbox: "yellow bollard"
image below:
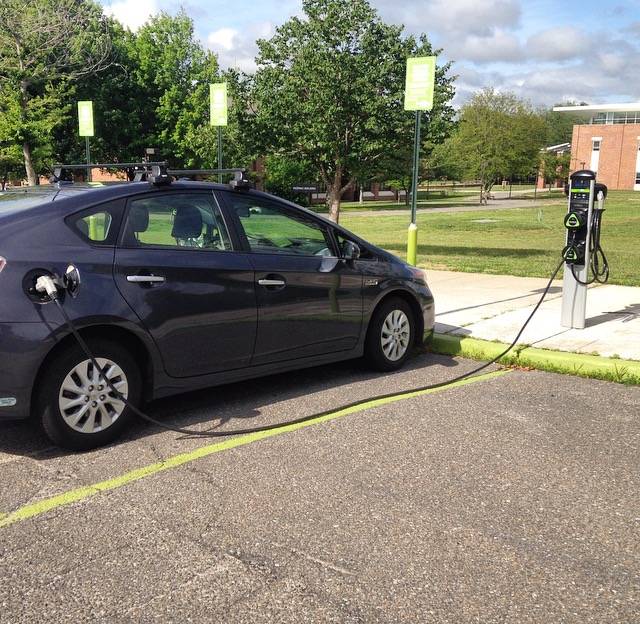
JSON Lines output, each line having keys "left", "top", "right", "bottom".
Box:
{"left": 88, "top": 214, "right": 99, "bottom": 241}
{"left": 407, "top": 222, "right": 418, "bottom": 266}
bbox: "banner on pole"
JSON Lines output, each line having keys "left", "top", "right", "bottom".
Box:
{"left": 78, "top": 101, "right": 94, "bottom": 137}
{"left": 209, "top": 83, "right": 228, "bottom": 127}
{"left": 404, "top": 57, "right": 436, "bottom": 111}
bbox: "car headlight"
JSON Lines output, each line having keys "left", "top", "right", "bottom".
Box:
{"left": 408, "top": 266, "right": 427, "bottom": 283}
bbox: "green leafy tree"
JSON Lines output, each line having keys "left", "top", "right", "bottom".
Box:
{"left": 263, "top": 154, "right": 317, "bottom": 203}
{"left": 0, "top": 0, "right": 112, "bottom": 184}
{"left": 127, "top": 10, "right": 219, "bottom": 166}
{"left": 251, "top": 0, "right": 455, "bottom": 222}
{"left": 541, "top": 150, "right": 570, "bottom": 188}
{"left": 543, "top": 102, "right": 586, "bottom": 146}
{"left": 437, "top": 89, "right": 547, "bottom": 202}
{"left": 184, "top": 69, "right": 258, "bottom": 172}
{"left": 0, "top": 140, "right": 23, "bottom": 189}
{"left": 52, "top": 20, "right": 141, "bottom": 166}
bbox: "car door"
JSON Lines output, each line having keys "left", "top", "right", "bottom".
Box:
{"left": 220, "top": 191, "right": 363, "bottom": 366}
{"left": 113, "top": 190, "right": 257, "bottom": 378}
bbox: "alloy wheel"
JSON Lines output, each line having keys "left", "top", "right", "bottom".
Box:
{"left": 58, "top": 358, "right": 128, "bottom": 434}
{"left": 380, "top": 309, "right": 411, "bottom": 362}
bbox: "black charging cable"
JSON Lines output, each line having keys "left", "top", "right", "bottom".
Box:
{"left": 570, "top": 209, "right": 609, "bottom": 286}
{"left": 45, "top": 258, "right": 565, "bottom": 439}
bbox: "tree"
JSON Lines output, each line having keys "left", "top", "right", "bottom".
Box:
{"left": 129, "top": 10, "right": 219, "bottom": 166}
{"left": 437, "top": 89, "right": 547, "bottom": 203}
{"left": 251, "top": 0, "right": 455, "bottom": 222}
{"left": 263, "top": 154, "right": 316, "bottom": 203}
{"left": 0, "top": 141, "right": 23, "bottom": 189}
{"left": 543, "top": 101, "right": 586, "bottom": 146}
{"left": 183, "top": 69, "right": 258, "bottom": 172}
{"left": 0, "top": 0, "right": 113, "bottom": 184}
{"left": 540, "top": 150, "right": 570, "bottom": 188}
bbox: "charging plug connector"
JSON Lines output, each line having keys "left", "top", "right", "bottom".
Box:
{"left": 35, "top": 275, "right": 61, "bottom": 301}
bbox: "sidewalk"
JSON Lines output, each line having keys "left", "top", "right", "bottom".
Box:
{"left": 428, "top": 269, "right": 640, "bottom": 362}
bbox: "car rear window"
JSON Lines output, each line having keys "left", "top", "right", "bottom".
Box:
{"left": 0, "top": 191, "right": 55, "bottom": 214}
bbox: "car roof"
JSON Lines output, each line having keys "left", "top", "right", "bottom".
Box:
{"left": 1, "top": 181, "right": 395, "bottom": 261}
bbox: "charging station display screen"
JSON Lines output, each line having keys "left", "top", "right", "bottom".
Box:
{"left": 570, "top": 178, "right": 591, "bottom": 205}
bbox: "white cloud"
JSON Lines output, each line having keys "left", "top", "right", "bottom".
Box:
{"left": 103, "top": 0, "right": 158, "bottom": 31}
{"left": 449, "top": 29, "right": 523, "bottom": 63}
{"left": 206, "top": 21, "right": 275, "bottom": 72}
{"left": 207, "top": 28, "right": 239, "bottom": 52}
{"left": 526, "top": 27, "right": 591, "bottom": 61}
{"left": 374, "top": 0, "right": 521, "bottom": 38}
{"left": 422, "top": 0, "right": 521, "bottom": 35}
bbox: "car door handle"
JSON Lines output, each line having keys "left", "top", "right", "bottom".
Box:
{"left": 258, "top": 278, "right": 286, "bottom": 287}
{"left": 127, "top": 275, "right": 166, "bottom": 283}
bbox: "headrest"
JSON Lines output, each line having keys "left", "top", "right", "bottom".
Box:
{"left": 129, "top": 205, "right": 149, "bottom": 233}
{"left": 171, "top": 204, "right": 202, "bottom": 239}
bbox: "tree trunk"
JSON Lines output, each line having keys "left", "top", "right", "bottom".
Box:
{"left": 23, "top": 142, "right": 37, "bottom": 186}
{"left": 327, "top": 186, "right": 341, "bottom": 223}
{"left": 326, "top": 168, "right": 343, "bottom": 223}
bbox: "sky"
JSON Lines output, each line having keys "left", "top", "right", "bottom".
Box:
{"left": 100, "top": 0, "right": 640, "bottom": 107}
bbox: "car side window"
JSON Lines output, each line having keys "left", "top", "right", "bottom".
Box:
{"left": 123, "top": 193, "right": 231, "bottom": 251}
{"left": 76, "top": 211, "right": 112, "bottom": 242}
{"left": 230, "top": 196, "right": 333, "bottom": 257}
{"left": 67, "top": 199, "right": 124, "bottom": 246}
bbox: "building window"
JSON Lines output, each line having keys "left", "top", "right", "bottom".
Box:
{"left": 591, "top": 111, "right": 640, "bottom": 125}
{"left": 592, "top": 140, "right": 601, "bottom": 151}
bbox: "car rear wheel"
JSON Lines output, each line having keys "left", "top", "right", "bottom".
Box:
{"left": 364, "top": 297, "right": 415, "bottom": 371}
{"left": 38, "top": 339, "right": 141, "bottom": 451}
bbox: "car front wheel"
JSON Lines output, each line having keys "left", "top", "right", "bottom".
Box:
{"left": 364, "top": 297, "right": 415, "bottom": 371}
{"left": 37, "top": 339, "right": 141, "bottom": 451}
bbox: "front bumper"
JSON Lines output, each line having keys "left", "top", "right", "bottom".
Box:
{"left": 0, "top": 323, "right": 55, "bottom": 421}
{"left": 422, "top": 299, "right": 435, "bottom": 342}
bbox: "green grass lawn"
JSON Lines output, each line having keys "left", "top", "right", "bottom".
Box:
{"left": 340, "top": 190, "right": 640, "bottom": 287}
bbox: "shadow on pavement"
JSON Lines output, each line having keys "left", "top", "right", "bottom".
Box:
{"left": 0, "top": 351, "right": 462, "bottom": 459}
{"left": 437, "top": 286, "right": 562, "bottom": 317}
{"left": 585, "top": 303, "right": 640, "bottom": 327}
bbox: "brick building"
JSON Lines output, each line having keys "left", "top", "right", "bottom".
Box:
{"left": 554, "top": 103, "right": 640, "bottom": 191}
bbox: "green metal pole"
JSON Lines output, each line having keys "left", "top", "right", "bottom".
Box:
{"left": 217, "top": 126, "right": 223, "bottom": 184}
{"left": 85, "top": 136, "right": 91, "bottom": 183}
{"left": 407, "top": 110, "right": 421, "bottom": 265}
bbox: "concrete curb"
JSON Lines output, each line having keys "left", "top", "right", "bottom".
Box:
{"left": 431, "top": 333, "right": 640, "bottom": 385}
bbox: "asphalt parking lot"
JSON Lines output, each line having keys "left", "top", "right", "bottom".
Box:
{"left": 1, "top": 353, "right": 638, "bottom": 623}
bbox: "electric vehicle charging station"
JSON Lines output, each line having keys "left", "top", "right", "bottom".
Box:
{"left": 561, "top": 169, "right": 609, "bottom": 329}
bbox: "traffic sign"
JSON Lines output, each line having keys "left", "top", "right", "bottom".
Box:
{"left": 404, "top": 57, "right": 436, "bottom": 111}
{"left": 209, "top": 83, "right": 228, "bottom": 127}
{"left": 78, "top": 101, "right": 94, "bottom": 137}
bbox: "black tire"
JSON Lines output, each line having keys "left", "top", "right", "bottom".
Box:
{"left": 37, "top": 339, "right": 141, "bottom": 451}
{"left": 364, "top": 297, "right": 416, "bottom": 371}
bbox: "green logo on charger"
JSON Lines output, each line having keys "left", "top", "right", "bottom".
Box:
{"left": 564, "top": 247, "right": 578, "bottom": 260}
{"left": 565, "top": 213, "right": 581, "bottom": 228}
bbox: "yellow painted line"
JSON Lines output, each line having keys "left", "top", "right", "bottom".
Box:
{"left": 0, "top": 369, "right": 509, "bottom": 529}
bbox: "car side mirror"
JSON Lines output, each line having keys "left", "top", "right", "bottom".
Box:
{"left": 341, "top": 240, "right": 360, "bottom": 261}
